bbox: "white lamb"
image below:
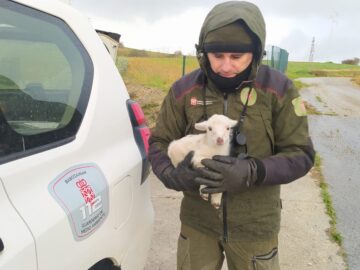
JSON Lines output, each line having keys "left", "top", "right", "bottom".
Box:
{"left": 168, "top": 114, "right": 237, "bottom": 208}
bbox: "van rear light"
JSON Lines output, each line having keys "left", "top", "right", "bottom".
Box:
{"left": 139, "top": 127, "right": 150, "bottom": 154}
{"left": 127, "top": 100, "right": 150, "bottom": 184}
{"left": 131, "top": 102, "right": 146, "bottom": 126}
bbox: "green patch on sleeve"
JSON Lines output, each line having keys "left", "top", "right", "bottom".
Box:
{"left": 292, "top": 96, "right": 307, "bottom": 116}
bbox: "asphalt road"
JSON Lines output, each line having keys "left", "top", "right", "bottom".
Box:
{"left": 300, "top": 77, "right": 360, "bottom": 270}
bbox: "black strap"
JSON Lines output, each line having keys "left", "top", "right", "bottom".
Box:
{"left": 230, "top": 87, "right": 253, "bottom": 156}
{"left": 201, "top": 85, "right": 208, "bottom": 121}
{"left": 237, "top": 87, "right": 253, "bottom": 130}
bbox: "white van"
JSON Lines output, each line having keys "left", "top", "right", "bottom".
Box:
{"left": 0, "top": 0, "right": 154, "bottom": 269}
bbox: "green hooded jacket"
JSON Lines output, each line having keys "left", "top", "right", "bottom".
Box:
{"left": 197, "top": 1, "right": 265, "bottom": 81}
{"left": 149, "top": 1, "right": 315, "bottom": 241}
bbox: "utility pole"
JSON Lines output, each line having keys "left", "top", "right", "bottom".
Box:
{"left": 309, "top": 37, "right": 315, "bottom": 62}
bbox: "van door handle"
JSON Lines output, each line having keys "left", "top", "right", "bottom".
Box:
{"left": 0, "top": 238, "right": 4, "bottom": 252}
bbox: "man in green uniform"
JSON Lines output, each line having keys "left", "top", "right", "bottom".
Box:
{"left": 149, "top": 1, "right": 315, "bottom": 269}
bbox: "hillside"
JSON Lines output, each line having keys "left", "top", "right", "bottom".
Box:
{"left": 118, "top": 47, "right": 179, "bottom": 58}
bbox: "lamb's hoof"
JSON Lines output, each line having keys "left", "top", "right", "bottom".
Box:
{"left": 200, "top": 193, "right": 209, "bottom": 201}
{"left": 212, "top": 202, "right": 221, "bottom": 209}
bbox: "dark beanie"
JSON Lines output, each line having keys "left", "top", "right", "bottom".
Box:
{"left": 203, "top": 21, "right": 255, "bottom": 53}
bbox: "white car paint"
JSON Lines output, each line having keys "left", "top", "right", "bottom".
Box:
{"left": 0, "top": 0, "right": 154, "bottom": 269}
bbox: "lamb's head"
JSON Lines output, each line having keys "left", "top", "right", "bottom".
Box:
{"left": 194, "top": 114, "right": 238, "bottom": 146}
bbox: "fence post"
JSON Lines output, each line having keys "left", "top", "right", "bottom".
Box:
{"left": 182, "top": 55, "right": 186, "bottom": 76}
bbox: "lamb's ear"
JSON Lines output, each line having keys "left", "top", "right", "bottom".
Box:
{"left": 229, "top": 119, "right": 238, "bottom": 127}
{"left": 194, "top": 120, "right": 208, "bottom": 131}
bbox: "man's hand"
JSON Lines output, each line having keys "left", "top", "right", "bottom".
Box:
{"left": 195, "top": 155, "right": 261, "bottom": 194}
{"left": 162, "top": 151, "right": 201, "bottom": 192}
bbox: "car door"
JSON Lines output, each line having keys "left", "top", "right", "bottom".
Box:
{"left": 0, "top": 1, "right": 151, "bottom": 269}
{"left": 0, "top": 178, "right": 37, "bottom": 270}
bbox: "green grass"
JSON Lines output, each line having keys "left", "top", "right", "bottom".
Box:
{"left": 118, "top": 47, "right": 178, "bottom": 58}
{"left": 304, "top": 101, "right": 338, "bottom": 116}
{"left": 304, "top": 101, "right": 322, "bottom": 115}
{"left": 116, "top": 57, "right": 128, "bottom": 74}
{"left": 116, "top": 47, "right": 360, "bottom": 92}
{"left": 286, "top": 61, "right": 360, "bottom": 80}
{"left": 313, "top": 154, "right": 346, "bottom": 260}
{"left": 316, "top": 95, "right": 323, "bottom": 103}
{"left": 352, "top": 75, "right": 360, "bottom": 86}
{"left": 121, "top": 56, "right": 199, "bottom": 91}
{"left": 0, "top": 75, "right": 19, "bottom": 89}
{"left": 292, "top": 80, "right": 309, "bottom": 90}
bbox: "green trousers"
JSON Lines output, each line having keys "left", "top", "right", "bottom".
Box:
{"left": 177, "top": 224, "right": 280, "bottom": 270}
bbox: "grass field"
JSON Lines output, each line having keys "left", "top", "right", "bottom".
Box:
{"left": 286, "top": 61, "right": 360, "bottom": 79}
{"left": 117, "top": 48, "right": 360, "bottom": 92}
{"left": 287, "top": 61, "right": 360, "bottom": 89}
{"left": 117, "top": 56, "right": 198, "bottom": 90}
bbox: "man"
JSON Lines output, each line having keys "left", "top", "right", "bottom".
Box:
{"left": 149, "top": 1, "right": 315, "bottom": 269}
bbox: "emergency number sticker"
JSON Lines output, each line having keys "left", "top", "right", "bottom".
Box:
{"left": 48, "top": 163, "right": 109, "bottom": 241}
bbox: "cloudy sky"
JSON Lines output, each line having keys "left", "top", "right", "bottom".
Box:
{"left": 71, "top": 0, "right": 359, "bottom": 63}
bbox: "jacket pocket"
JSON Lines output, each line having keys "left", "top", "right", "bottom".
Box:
{"left": 177, "top": 233, "right": 190, "bottom": 270}
{"left": 252, "top": 247, "right": 279, "bottom": 270}
{"left": 241, "top": 107, "right": 273, "bottom": 158}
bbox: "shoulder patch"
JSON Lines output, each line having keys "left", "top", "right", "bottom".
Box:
{"left": 292, "top": 96, "right": 307, "bottom": 116}
{"left": 172, "top": 69, "right": 205, "bottom": 100}
{"left": 254, "top": 65, "right": 293, "bottom": 99}
{"left": 240, "top": 87, "right": 257, "bottom": 106}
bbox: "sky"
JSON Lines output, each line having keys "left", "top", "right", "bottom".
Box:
{"left": 71, "top": 0, "right": 359, "bottom": 63}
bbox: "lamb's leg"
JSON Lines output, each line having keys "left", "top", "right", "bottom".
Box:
{"left": 192, "top": 161, "right": 222, "bottom": 208}
{"left": 200, "top": 185, "right": 209, "bottom": 201}
{"left": 193, "top": 162, "right": 222, "bottom": 208}
{"left": 192, "top": 156, "right": 210, "bottom": 202}
{"left": 210, "top": 193, "right": 222, "bottom": 209}
{"left": 199, "top": 189, "right": 222, "bottom": 209}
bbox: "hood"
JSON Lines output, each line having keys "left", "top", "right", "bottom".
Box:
{"left": 196, "top": 1, "right": 266, "bottom": 81}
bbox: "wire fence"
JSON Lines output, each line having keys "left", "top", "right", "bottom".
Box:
{"left": 264, "top": 46, "right": 289, "bottom": 73}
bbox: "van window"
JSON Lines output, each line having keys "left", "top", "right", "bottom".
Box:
{"left": 0, "top": 1, "right": 93, "bottom": 163}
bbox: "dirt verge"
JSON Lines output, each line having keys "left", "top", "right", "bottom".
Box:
{"left": 126, "top": 82, "right": 166, "bottom": 128}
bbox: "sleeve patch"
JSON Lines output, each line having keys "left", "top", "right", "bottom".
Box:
{"left": 292, "top": 97, "right": 307, "bottom": 116}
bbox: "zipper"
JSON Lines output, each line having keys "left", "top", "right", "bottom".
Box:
{"left": 223, "top": 93, "right": 228, "bottom": 114}
{"left": 222, "top": 192, "right": 228, "bottom": 242}
{"left": 221, "top": 88, "right": 253, "bottom": 243}
{"left": 222, "top": 92, "right": 228, "bottom": 243}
